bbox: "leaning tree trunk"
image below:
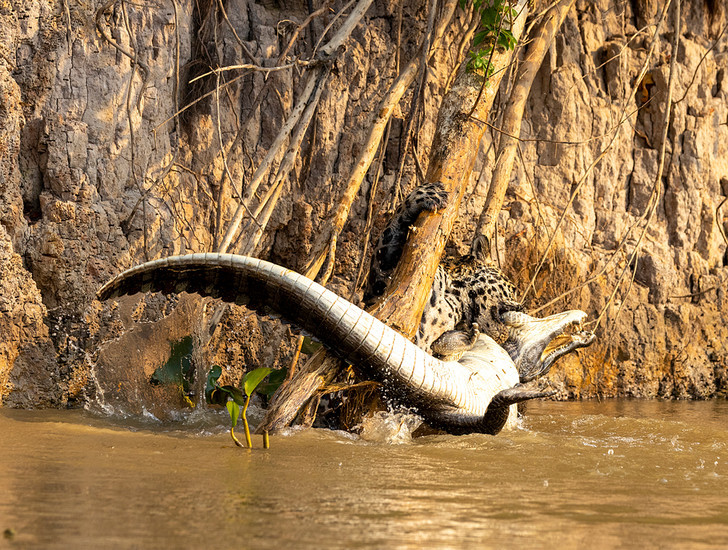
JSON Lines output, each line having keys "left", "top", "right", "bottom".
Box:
{"left": 260, "top": 0, "right": 530, "bottom": 433}
{"left": 473, "top": 0, "right": 575, "bottom": 257}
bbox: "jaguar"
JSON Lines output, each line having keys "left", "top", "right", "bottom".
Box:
{"left": 364, "top": 182, "right": 523, "bottom": 360}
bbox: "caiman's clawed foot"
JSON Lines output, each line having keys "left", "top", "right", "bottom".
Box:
{"left": 500, "top": 310, "right": 596, "bottom": 383}
{"left": 480, "top": 384, "right": 556, "bottom": 435}
{"left": 431, "top": 323, "right": 480, "bottom": 361}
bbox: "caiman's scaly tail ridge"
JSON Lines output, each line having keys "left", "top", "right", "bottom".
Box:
{"left": 97, "top": 253, "right": 451, "bottom": 402}
{"left": 97, "top": 253, "right": 572, "bottom": 434}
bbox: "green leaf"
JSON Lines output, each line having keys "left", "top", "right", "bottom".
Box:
{"left": 243, "top": 367, "right": 273, "bottom": 397}
{"left": 472, "top": 29, "right": 489, "bottom": 48}
{"left": 256, "top": 368, "right": 287, "bottom": 398}
{"left": 226, "top": 400, "right": 241, "bottom": 428}
{"left": 481, "top": 7, "right": 498, "bottom": 27}
{"left": 467, "top": 50, "right": 482, "bottom": 71}
{"left": 300, "top": 336, "right": 322, "bottom": 355}
{"left": 151, "top": 336, "right": 194, "bottom": 389}
{"left": 497, "top": 29, "right": 516, "bottom": 50}
{"left": 205, "top": 365, "right": 223, "bottom": 403}
{"left": 220, "top": 385, "right": 247, "bottom": 406}
{"left": 207, "top": 365, "right": 222, "bottom": 386}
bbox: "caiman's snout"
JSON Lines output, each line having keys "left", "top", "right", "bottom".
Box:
{"left": 501, "top": 310, "right": 596, "bottom": 382}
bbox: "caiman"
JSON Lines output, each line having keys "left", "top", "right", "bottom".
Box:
{"left": 97, "top": 253, "right": 595, "bottom": 435}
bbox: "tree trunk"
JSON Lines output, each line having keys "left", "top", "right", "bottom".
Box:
{"left": 369, "top": 1, "right": 530, "bottom": 336}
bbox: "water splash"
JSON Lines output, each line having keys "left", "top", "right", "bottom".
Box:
{"left": 356, "top": 410, "right": 423, "bottom": 444}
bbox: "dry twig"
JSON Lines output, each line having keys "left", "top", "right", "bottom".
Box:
{"left": 472, "top": 0, "right": 575, "bottom": 256}
{"left": 217, "top": 0, "right": 376, "bottom": 253}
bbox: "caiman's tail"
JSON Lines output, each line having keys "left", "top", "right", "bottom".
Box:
{"left": 98, "top": 254, "right": 455, "bottom": 405}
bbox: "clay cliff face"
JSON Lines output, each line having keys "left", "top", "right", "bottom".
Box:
{"left": 0, "top": 0, "right": 726, "bottom": 411}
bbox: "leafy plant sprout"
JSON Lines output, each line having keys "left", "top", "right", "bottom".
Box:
{"left": 206, "top": 365, "right": 275, "bottom": 449}
{"left": 461, "top": 0, "right": 519, "bottom": 75}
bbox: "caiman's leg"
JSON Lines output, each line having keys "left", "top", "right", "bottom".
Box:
{"left": 480, "top": 385, "right": 556, "bottom": 435}
{"left": 430, "top": 323, "right": 480, "bottom": 361}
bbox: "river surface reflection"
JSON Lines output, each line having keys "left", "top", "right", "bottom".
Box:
{"left": 1, "top": 400, "right": 727, "bottom": 548}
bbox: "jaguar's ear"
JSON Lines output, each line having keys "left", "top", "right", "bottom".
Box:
{"left": 470, "top": 234, "right": 490, "bottom": 262}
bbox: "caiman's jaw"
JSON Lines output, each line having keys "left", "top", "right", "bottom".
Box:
{"left": 500, "top": 310, "right": 596, "bottom": 383}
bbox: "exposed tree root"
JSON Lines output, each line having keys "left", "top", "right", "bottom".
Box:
{"left": 217, "top": 0, "right": 376, "bottom": 253}
{"left": 302, "top": 0, "right": 459, "bottom": 280}
{"left": 473, "top": 0, "right": 575, "bottom": 257}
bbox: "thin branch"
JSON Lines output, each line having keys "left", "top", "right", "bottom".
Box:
{"left": 282, "top": 1, "right": 334, "bottom": 61}
{"left": 215, "top": 72, "right": 262, "bottom": 240}
{"left": 717, "top": 196, "right": 728, "bottom": 246}
{"left": 95, "top": 0, "right": 149, "bottom": 108}
{"left": 154, "top": 73, "right": 247, "bottom": 132}
{"left": 472, "top": 98, "right": 653, "bottom": 145}
{"left": 241, "top": 68, "right": 331, "bottom": 255}
{"left": 301, "top": 0, "right": 459, "bottom": 278}
{"left": 393, "top": 0, "right": 439, "bottom": 196}
{"left": 669, "top": 276, "right": 726, "bottom": 299}
{"left": 466, "top": 1, "right": 528, "bottom": 119}
{"left": 217, "top": 0, "right": 376, "bottom": 253}
{"left": 216, "top": 69, "right": 320, "bottom": 253}
{"left": 223, "top": 1, "right": 332, "bottom": 159}
{"left": 312, "top": 0, "right": 357, "bottom": 59}
{"left": 445, "top": 6, "right": 479, "bottom": 91}
{"left": 216, "top": 0, "right": 258, "bottom": 65}
{"left": 119, "top": 0, "right": 148, "bottom": 259}
{"left": 472, "top": 0, "right": 575, "bottom": 256}
{"left": 674, "top": 18, "right": 727, "bottom": 105}
{"left": 188, "top": 59, "right": 319, "bottom": 83}
{"left": 592, "top": 0, "right": 680, "bottom": 332}
{"left": 522, "top": 0, "right": 674, "bottom": 302}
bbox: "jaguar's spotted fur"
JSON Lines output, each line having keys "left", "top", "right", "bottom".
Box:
{"left": 363, "top": 183, "right": 449, "bottom": 303}
{"left": 364, "top": 182, "right": 522, "bottom": 358}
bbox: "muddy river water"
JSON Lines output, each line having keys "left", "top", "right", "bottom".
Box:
{"left": 1, "top": 400, "right": 727, "bottom": 548}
